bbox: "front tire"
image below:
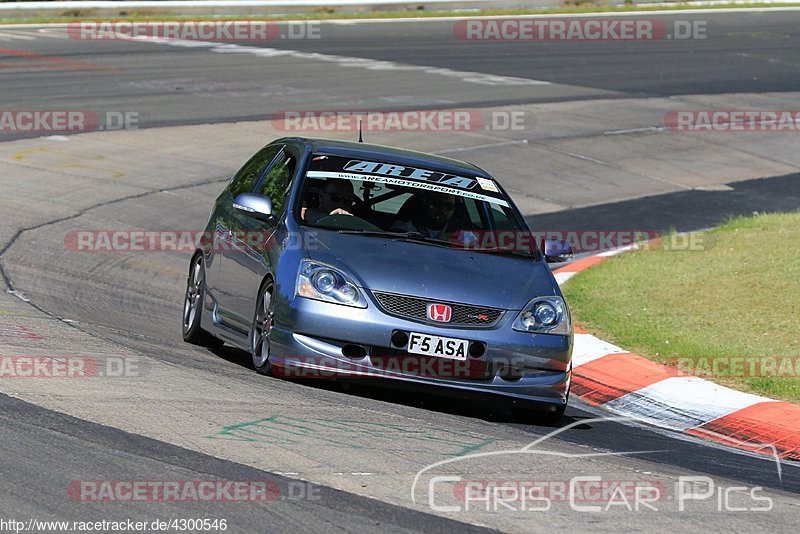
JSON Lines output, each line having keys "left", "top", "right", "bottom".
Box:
{"left": 250, "top": 279, "right": 275, "bottom": 375}
{"left": 182, "top": 254, "right": 222, "bottom": 348}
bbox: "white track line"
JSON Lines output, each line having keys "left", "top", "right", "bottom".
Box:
{"left": 435, "top": 139, "right": 529, "bottom": 155}
{"left": 0, "top": 31, "right": 35, "bottom": 40}
{"left": 129, "top": 36, "right": 551, "bottom": 87}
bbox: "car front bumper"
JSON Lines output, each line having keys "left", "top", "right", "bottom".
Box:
{"left": 267, "top": 294, "right": 572, "bottom": 406}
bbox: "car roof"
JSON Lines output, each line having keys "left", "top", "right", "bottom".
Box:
{"left": 277, "top": 137, "right": 492, "bottom": 179}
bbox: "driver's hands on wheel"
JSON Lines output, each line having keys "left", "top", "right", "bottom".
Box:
{"left": 329, "top": 208, "right": 353, "bottom": 217}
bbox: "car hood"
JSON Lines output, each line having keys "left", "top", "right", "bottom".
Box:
{"left": 301, "top": 228, "right": 558, "bottom": 310}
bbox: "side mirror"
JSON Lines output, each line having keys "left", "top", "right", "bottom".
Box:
{"left": 233, "top": 194, "right": 275, "bottom": 222}
{"left": 544, "top": 239, "right": 573, "bottom": 263}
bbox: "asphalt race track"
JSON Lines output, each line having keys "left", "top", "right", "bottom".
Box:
{"left": 1, "top": 10, "right": 800, "bottom": 532}
{"left": 2, "top": 12, "right": 800, "bottom": 135}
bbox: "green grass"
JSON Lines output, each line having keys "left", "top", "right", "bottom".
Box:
{"left": 562, "top": 211, "right": 800, "bottom": 402}
{"left": 4, "top": 3, "right": 800, "bottom": 25}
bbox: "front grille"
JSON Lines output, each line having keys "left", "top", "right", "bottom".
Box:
{"left": 372, "top": 291, "right": 503, "bottom": 327}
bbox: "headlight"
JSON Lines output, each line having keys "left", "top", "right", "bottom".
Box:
{"left": 296, "top": 259, "right": 367, "bottom": 308}
{"left": 512, "top": 296, "right": 570, "bottom": 335}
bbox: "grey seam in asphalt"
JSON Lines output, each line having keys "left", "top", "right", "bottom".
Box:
{"left": 0, "top": 176, "right": 229, "bottom": 292}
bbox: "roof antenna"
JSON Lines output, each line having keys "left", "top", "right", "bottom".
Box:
{"left": 358, "top": 119, "right": 363, "bottom": 143}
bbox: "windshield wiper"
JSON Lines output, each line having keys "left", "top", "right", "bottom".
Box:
{"left": 477, "top": 248, "right": 535, "bottom": 259}
{"left": 338, "top": 229, "right": 454, "bottom": 248}
{"left": 337, "top": 229, "right": 407, "bottom": 238}
{"left": 338, "top": 230, "right": 537, "bottom": 257}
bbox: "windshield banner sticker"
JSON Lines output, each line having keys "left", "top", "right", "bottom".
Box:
{"left": 306, "top": 170, "right": 509, "bottom": 207}
{"left": 343, "top": 160, "right": 478, "bottom": 190}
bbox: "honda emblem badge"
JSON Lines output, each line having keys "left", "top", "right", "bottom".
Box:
{"left": 427, "top": 303, "right": 452, "bottom": 323}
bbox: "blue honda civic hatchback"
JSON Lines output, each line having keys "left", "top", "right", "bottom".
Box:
{"left": 183, "top": 137, "right": 574, "bottom": 422}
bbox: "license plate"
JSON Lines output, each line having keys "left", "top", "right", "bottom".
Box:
{"left": 407, "top": 332, "right": 469, "bottom": 361}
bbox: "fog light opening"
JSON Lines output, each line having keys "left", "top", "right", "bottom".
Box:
{"left": 498, "top": 365, "right": 523, "bottom": 382}
{"left": 468, "top": 342, "right": 486, "bottom": 358}
{"left": 342, "top": 344, "right": 367, "bottom": 359}
{"left": 390, "top": 330, "right": 409, "bottom": 348}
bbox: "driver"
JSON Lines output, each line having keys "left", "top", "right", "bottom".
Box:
{"left": 302, "top": 179, "right": 356, "bottom": 223}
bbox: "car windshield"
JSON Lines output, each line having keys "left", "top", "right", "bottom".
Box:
{"left": 297, "top": 154, "right": 537, "bottom": 256}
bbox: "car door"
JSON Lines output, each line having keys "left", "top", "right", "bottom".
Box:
{"left": 220, "top": 147, "right": 298, "bottom": 330}
{"left": 213, "top": 144, "right": 283, "bottom": 331}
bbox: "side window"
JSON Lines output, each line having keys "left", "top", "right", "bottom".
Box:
{"left": 229, "top": 145, "right": 281, "bottom": 199}
{"left": 464, "top": 200, "right": 486, "bottom": 230}
{"left": 256, "top": 150, "right": 296, "bottom": 218}
{"left": 488, "top": 202, "right": 516, "bottom": 230}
